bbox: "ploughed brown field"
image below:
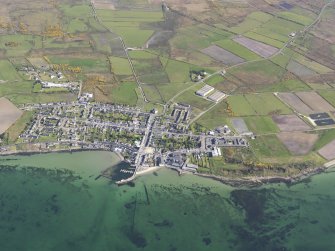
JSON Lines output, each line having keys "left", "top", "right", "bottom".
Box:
{"left": 277, "top": 132, "right": 318, "bottom": 155}
{"left": 272, "top": 114, "right": 310, "bottom": 132}
{"left": 0, "top": 97, "right": 23, "bottom": 134}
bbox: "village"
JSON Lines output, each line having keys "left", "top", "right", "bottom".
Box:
{"left": 0, "top": 100, "right": 248, "bottom": 183}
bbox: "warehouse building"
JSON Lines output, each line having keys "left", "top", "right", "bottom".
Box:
{"left": 208, "top": 91, "right": 226, "bottom": 103}
{"left": 196, "top": 85, "right": 214, "bottom": 97}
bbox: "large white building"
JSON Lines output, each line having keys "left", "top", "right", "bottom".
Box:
{"left": 208, "top": 91, "right": 226, "bottom": 103}
{"left": 196, "top": 85, "right": 214, "bottom": 97}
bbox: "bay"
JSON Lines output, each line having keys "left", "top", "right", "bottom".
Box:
{"left": 0, "top": 151, "right": 334, "bottom": 251}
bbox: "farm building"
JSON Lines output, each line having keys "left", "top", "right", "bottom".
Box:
{"left": 208, "top": 91, "right": 226, "bottom": 103}
{"left": 196, "top": 85, "right": 214, "bottom": 97}
{"left": 0, "top": 97, "right": 23, "bottom": 134}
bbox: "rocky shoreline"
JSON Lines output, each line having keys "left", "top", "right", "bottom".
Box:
{"left": 194, "top": 164, "right": 334, "bottom": 187}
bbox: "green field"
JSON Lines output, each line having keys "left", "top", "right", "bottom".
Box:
{"left": 244, "top": 32, "right": 285, "bottom": 48}
{"left": 49, "top": 56, "right": 109, "bottom": 73}
{"left": 0, "top": 35, "right": 42, "bottom": 57}
{"left": 165, "top": 60, "right": 193, "bottom": 83}
{"left": 253, "top": 17, "right": 303, "bottom": 43}
{"left": 110, "top": 82, "right": 138, "bottom": 106}
{"left": 204, "top": 74, "right": 224, "bottom": 87}
{"left": 155, "top": 82, "right": 193, "bottom": 102}
{"left": 250, "top": 135, "right": 291, "bottom": 159}
{"left": 141, "top": 84, "right": 164, "bottom": 103}
{"left": 60, "top": 4, "right": 92, "bottom": 18}
{"left": 227, "top": 95, "right": 256, "bottom": 116}
{"left": 261, "top": 80, "right": 311, "bottom": 92}
{"left": 318, "top": 90, "right": 335, "bottom": 107}
{"left": 245, "top": 93, "right": 292, "bottom": 115}
{"left": 129, "top": 50, "right": 158, "bottom": 59}
{"left": 195, "top": 102, "right": 229, "bottom": 129}
{"left": 0, "top": 60, "right": 22, "bottom": 81}
{"left": 215, "top": 39, "right": 261, "bottom": 61}
{"left": 278, "top": 11, "right": 314, "bottom": 26}
{"left": 109, "top": 56, "right": 132, "bottom": 75}
{"left": 244, "top": 116, "right": 279, "bottom": 134}
{"left": 314, "top": 129, "right": 335, "bottom": 150}
{"left": 96, "top": 9, "right": 162, "bottom": 47}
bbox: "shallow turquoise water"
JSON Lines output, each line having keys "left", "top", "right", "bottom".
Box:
{"left": 0, "top": 151, "right": 334, "bottom": 251}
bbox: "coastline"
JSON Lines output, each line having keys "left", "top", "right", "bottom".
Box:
{"left": 1, "top": 148, "right": 334, "bottom": 187}
{"left": 194, "top": 163, "right": 335, "bottom": 187}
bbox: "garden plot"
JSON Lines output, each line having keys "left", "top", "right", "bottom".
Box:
{"left": 286, "top": 60, "right": 316, "bottom": 77}
{"left": 295, "top": 91, "right": 335, "bottom": 112}
{"left": 201, "top": 45, "right": 245, "bottom": 65}
{"left": 272, "top": 114, "right": 310, "bottom": 132}
{"left": 318, "top": 139, "right": 335, "bottom": 160}
{"left": 277, "top": 93, "right": 314, "bottom": 115}
{"left": 277, "top": 132, "right": 318, "bottom": 155}
{"left": 0, "top": 97, "right": 23, "bottom": 134}
{"left": 233, "top": 36, "right": 279, "bottom": 58}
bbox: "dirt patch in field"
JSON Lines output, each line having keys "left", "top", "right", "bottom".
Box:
{"left": 0, "top": 97, "right": 23, "bottom": 134}
{"left": 233, "top": 36, "right": 279, "bottom": 58}
{"left": 201, "top": 45, "right": 245, "bottom": 65}
{"left": 295, "top": 91, "right": 335, "bottom": 112}
{"left": 277, "top": 93, "right": 314, "bottom": 115}
{"left": 277, "top": 132, "right": 318, "bottom": 155}
{"left": 318, "top": 139, "right": 335, "bottom": 160}
{"left": 272, "top": 114, "right": 311, "bottom": 132}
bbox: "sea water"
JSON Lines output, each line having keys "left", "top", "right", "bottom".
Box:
{"left": 0, "top": 151, "right": 334, "bottom": 251}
